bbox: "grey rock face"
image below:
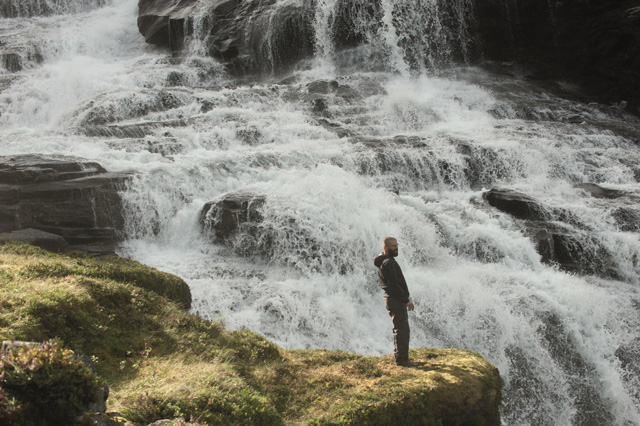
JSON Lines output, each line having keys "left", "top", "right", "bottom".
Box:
{"left": 475, "top": 0, "right": 640, "bottom": 113}
{"left": 200, "top": 192, "right": 266, "bottom": 244}
{"left": 483, "top": 187, "right": 550, "bottom": 221}
{"left": 483, "top": 186, "right": 635, "bottom": 280}
{"left": 137, "top": 0, "right": 315, "bottom": 75}
{"left": 0, "top": 155, "right": 129, "bottom": 256}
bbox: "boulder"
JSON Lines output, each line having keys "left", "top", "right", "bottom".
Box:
{"left": 0, "top": 155, "right": 128, "bottom": 256}
{"left": 574, "top": 182, "right": 627, "bottom": 199}
{"left": 483, "top": 187, "right": 623, "bottom": 279}
{"left": 200, "top": 192, "right": 266, "bottom": 243}
{"left": 482, "top": 187, "right": 550, "bottom": 221}
{"left": 306, "top": 79, "right": 340, "bottom": 94}
{"left": 525, "top": 222, "right": 619, "bottom": 278}
{"left": 0, "top": 228, "right": 68, "bottom": 252}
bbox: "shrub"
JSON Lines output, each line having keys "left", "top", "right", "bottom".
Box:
{"left": 0, "top": 340, "right": 101, "bottom": 426}
{"left": 0, "top": 386, "right": 21, "bottom": 424}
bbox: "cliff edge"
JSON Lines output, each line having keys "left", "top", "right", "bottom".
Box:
{"left": 0, "top": 240, "right": 501, "bottom": 425}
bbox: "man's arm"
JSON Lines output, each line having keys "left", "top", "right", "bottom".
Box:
{"left": 381, "top": 260, "right": 410, "bottom": 304}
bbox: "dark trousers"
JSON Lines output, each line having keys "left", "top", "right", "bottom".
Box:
{"left": 384, "top": 296, "right": 410, "bottom": 363}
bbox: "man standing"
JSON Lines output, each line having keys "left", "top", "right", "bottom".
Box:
{"left": 374, "top": 236, "right": 416, "bottom": 367}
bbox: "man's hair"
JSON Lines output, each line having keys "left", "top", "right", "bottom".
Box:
{"left": 383, "top": 236, "right": 397, "bottom": 247}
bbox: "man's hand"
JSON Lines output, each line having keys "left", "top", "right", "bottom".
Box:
{"left": 406, "top": 301, "right": 414, "bottom": 311}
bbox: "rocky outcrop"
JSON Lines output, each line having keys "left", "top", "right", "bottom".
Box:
{"left": 0, "top": 155, "right": 128, "bottom": 256}
{"left": 200, "top": 192, "right": 266, "bottom": 251}
{"left": 137, "top": 0, "right": 315, "bottom": 75}
{"left": 474, "top": 0, "right": 640, "bottom": 114}
{"left": 483, "top": 187, "right": 550, "bottom": 221}
{"left": 135, "top": 0, "right": 640, "bottom": 109}
{"left": 574, "top": 182, "right": 628, "bottom": 199}
{"left": 483, "top": 186, "right": 635, "bottom": 279}
{"left": 0, "top": 243, "right": 502, "bottom": 426}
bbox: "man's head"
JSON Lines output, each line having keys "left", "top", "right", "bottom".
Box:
{"left": 383, "top": 236, "right": 399, "bottom": 257}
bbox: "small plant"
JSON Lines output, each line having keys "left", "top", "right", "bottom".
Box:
{"left": 0, "top": 340, "right": 101, "bottom": 426}
{"left": 0, "top": 386, "right": 21, "bottom": 424}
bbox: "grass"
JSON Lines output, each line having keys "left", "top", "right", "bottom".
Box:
{"left": 0, "top": 240, "right": 501, "bottom": 425}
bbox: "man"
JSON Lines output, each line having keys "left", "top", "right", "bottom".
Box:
{"left": 374, "top": 236, "right": 416, "bottom": 367}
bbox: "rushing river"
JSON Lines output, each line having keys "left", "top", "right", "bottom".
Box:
{"left": 1, "top": 0, "right": 640, "bottom": 424}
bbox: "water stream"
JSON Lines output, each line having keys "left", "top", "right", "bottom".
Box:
{"left": 1, "top": 0, "right": 639, "bottom": 424}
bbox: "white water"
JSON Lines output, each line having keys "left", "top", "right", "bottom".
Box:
{"left": 1, "top": 0, "right": 640, "bottom": 424}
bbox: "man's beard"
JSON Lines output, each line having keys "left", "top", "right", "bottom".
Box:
{"left": 389, "top": 249, "right": 399, "bottom": 257}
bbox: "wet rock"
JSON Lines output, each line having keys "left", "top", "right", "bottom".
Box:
{"left": 137, "top": 0, "right": 200, "bottom": 46}
{"left": 475, "top": 0, "right": 640, "bottom": 114}
{"left": 75, "top": 90, "right": 187, "bottom": 127}
{"left": 0, "top": 155, "right": 128, "bottom": 256}
{"left": 311, "top": 98, "right": 329, "bottom": 115}
{"left": 236, "top": 127, "right": 263, "bottom": 145}
{"left": 307, "top": 80, "right": 339, "bottom": 94}
{"left": 317, "top": 118, "right": 353, "bottom": 138}
{"left": 482, "top": 188, "right": 550, "bottom": 221}
{"left": 138, "top": 0, "right": 315, "bottom": 75}
{"left": 78, "top": 119, "right": 188, "bottom": 139}
{"left": 526, "top": 222, "right": 619, "bottom": 279}
{"left": 1, "top": 52, "right": 22, "bottom": 72}
{"left": 574, "top": 182, "right": 627, "bottom": 199}
{"left": 483, "top": 187, "right": 622, "bottom": 279}
{"left": 611, "top": 207, "right": 640, "bottom": 232}
{"left": 332, "top": 0, "right": 380, "bottom": 50}
{"left": 200, "top": 192, "right": 266, "bottom": 244}
{"left": 0, "top": 154, "right": 106, "bottom": 184}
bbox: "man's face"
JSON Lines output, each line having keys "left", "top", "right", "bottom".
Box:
{"left": 385, "top": 239, "right": 399, "bottom": 257}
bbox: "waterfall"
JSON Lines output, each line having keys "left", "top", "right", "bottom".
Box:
{"left": 0, "top": 0, "right": 106, "bottom": 18}
{"left": 1, "top": 0, "right": 639, "bottom": 424}
{"left": 313, "top": 0, "right": 338, "bottom": 72}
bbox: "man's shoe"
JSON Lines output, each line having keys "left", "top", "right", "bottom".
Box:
{"left": 396, "top": 360, "right": 417, "bottom": 367}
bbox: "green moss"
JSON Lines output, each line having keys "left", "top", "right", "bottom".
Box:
{"left": 1, "top": 240, "right": 190, "bottom": 309}
{"left": 0, "top": 240, "right": 502, "bottom": 426}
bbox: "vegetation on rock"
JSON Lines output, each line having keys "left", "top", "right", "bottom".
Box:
{"left": 0, "top": 340, "right": 101, "bottom": 425}
{"left": 0, "top": 240, "right": 501, "bottom": 425}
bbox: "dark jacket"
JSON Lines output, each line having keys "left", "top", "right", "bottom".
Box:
{"left": 374, "top": 253, "right": 410, "bottom": 304}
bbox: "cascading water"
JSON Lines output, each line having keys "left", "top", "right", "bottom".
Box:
{"left": 1, "top": 0, "right": 639, "bottom": 424}
{"left": 0, "top": 0, "right": 106, "bottom": 18}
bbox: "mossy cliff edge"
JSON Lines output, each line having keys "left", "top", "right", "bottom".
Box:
{"left": 0, "top": 240, "right": 502, "bottom": 425}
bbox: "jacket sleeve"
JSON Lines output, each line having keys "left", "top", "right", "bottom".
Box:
{"left": 380, "top": 260, "right": 410, "bottom": 304}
